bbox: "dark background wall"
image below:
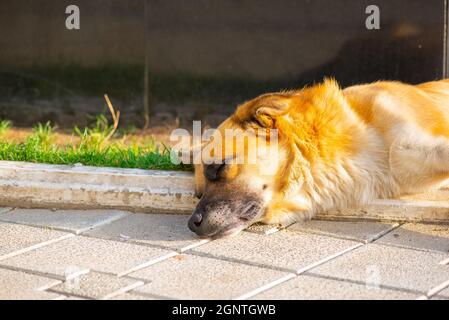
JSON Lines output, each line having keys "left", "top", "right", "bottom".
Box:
{"left": 0, "top": 0, "right": 445, "bottom": 128}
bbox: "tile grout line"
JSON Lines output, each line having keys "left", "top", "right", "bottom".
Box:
{"left": 234, "top": 243, "right": 364, "bottom": 300}
{"left": 0, "top": 219, "right": 89, "bottom": 235}
{"left": 295, "top": 243, "right": 364, "bottom": 274}
{"left": 0, "top": 219, "right": 80, "bottom": 234}
{"left": 75, "top": 231, "right": 211, "bottom": 254}
{"left": 46, "top": 289, "right": 94, "bottom": 300}
{"left": 102, "top": 281, "right": 145, "bottom": 300}
{"left": 0, "top": 263, "right": 81, "bottom": 281}
{"left": 283, "top": 228, "right": 363, "bottom": 243}
{"left": 285, "top": 222, "right": 402, "bottom": 245}
{"left": 0, "top": 233, "right": 75, "bottom": 262}
{"left": 0, "top": 211, "right": 133, "bottom": 235}
{"left": 35, "top": 280, "right": 64, "bottom": 291}
{"left": 0, "top": 207, "right": 15, "bottom": 214}
{"left": 73, "top": 213, "right": 135, "bottom": 235}
{"left": 44, "top": 270, "right": 145, "bottom": 300}
{"left": 117, "top": 251, "right": 179, "bottom": 277}
{"left": 367, "top": 223, "right": 402, "bottom": 243}
{"left": 179, "top": 239, "right": 211, "bottom": 252}
{"left": 378, "top": 242, "right": 449, "bottom": 256}
{"left": 423, "top": 278, "right": 449, "bottom": 299}
{"left": 233, "top": 273, "right": 297, "bottom": 300}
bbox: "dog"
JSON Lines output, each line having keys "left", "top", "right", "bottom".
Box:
{"left": 188, "top": 78, "right": 449, "bottom": 238}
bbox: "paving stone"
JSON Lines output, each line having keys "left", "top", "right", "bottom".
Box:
{"left": 0, "top": 235, "right": 175, "bottom": 279}
{"left": 377, "top": 223, "right": 449, "bottom": 254}
{"left": 130, "top": 254, "right": 290, "bottom": 299}
{"left": 0, "top": 268, "right": 62, "bottom": 300}
{"left": 51, "top": 295, "right": 70, "bottom": 300}
{"left": 426, "top": 279, "right": 449, "bottom": 299}
{"left": 110, "top": 292, "right": 154, "bottom": 300}
{"left": 0, "top": 222, "right": 71, "bottom": 260}
{"left": 306, "top": 243, "right": 449, "bottom": 294}
{"left": 48, "top": 271, "right": 144, "bottom": 299}
{"left": 191, "top": 229, "right": 360, "bottom": 273}
{"left": 57, "top": 295, "right": 88, "bottom": 300}
{"left": 245, "top": 223, "right": 281, "bottom": 235}
{"left": 251, "top": 274, "right": 417, "bottom": 300}
{"left": 432, "top": 295, "right": 449, "bottom": 300}
{"left": 433, "top": 286, "right": 449, "bottom": 299}
{"left": 0, "top": 209, "right": 129, "bottom": 234}
{"left": 288, "top": 220, "right": 398, "bottom": 243}
{"left": 84, "top": 213, "right": 206, "bottom": 251}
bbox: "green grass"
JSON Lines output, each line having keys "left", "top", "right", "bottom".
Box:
{"left": 0, "top": 118, "right": 191, "bottom": 171}
{"left": 0, "top": 120, "right": 12, "bottom": 135}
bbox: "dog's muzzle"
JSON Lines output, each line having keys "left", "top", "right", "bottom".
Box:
{"left": 188, "top": 198, "right": 263, "bottom": 238}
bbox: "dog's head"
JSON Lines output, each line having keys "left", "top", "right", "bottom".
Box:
{"left": 188, "top": 80, "right": 356, "bottom": 238}
{"left": 188, "top": 92, "right": 296, "bottom": 238}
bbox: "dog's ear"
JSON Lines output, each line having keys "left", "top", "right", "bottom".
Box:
{"left": 254, "top": 95, "right": 291, "bottom": 128}
{"left": 235, "top": 94, "right": 291, "bottom": 128}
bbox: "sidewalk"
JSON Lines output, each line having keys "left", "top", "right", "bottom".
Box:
{"left": 0, "top": 207, "right": 448, "bottom": 300}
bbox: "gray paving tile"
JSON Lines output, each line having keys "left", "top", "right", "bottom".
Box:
{"left": 288, "top": 220, "right": 398, "bottom": 243}
{"left": 191, "top": 229, "right": 360, "bottom": 273}
{"left": 0, "top": 222, "right": 71, "bottom": 260}
{"left": 0, "top": 209, "right": 129, "bottom": 234}
{"left": 307, "top": 243, "right": 449, "bottom": 294}
{"left": 0, "top": 268, "right": 62, "bottom": 300}
{"left": 0, "top": 208, "right": 11, "bottom": 214}
{"left": 57, "top": 295, "right": 88, "bottom": 300}
{"left": 110, "top": 292, "right": 154, "bottom": 300}
{"left": 433, "top": 286, "right": 449, "bottom": 299}
{"left": 427, "top": 279, "right": 449, "bottom": 299}
{"left": 48, "top": 271, "right": 143, "bottom": 299}
{"left": 376, "top": 223, "right": 449, "bottom": 254}
{"left": 431, "top": 295, "right": 449, "bottom": 300}
{"left": 130, "top": 254, "right": 290, "bottom": 299}
{"left": 84, "top": 213, "right": 206, "bottom": 251}
{"left": 245, "top": 223, "right": 281, "bottom": 235}
{"left": 251, "top": 274, "right": 417, "bottom": 300}
{"left": 0, "top": 235, "right": 175, "bottom": 279}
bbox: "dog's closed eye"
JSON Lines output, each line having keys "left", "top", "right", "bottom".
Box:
{"left": 194, "top": 191, "right": 203, "bottom": 199}
{"left": 204, "top": 163, "right": 225, "bottom": 181}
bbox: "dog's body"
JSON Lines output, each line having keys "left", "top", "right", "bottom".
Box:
{"left": 189, "top": 79, "right": 449, "bottom": 238}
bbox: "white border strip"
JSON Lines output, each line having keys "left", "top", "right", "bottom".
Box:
{"left": 234, "top": 243, "right": 363, "bottom": 300}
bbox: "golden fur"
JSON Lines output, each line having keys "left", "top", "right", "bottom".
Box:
{"left": 190, "top": 79, "right": 449, "bottom": 237}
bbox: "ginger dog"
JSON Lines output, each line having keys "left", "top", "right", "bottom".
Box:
{"left": 188, "top": 78, "right": 449, "bottom": 238}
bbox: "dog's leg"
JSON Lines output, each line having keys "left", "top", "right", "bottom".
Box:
{"left": 261, "top": 198, "right": 313, "bottom": 225}
{"left": 389, "top": 127, "right": 449, "bottom": 192}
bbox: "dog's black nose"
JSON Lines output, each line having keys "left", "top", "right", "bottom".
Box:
{"left": 188, "top": 212, "right": 204, "bottom": 234}
{"left": 191, "top": 212, "right": 203, "bottom": 227}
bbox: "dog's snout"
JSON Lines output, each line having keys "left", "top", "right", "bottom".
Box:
{"left": 188, "top": 210, "right": 205, "bottom": 235}
{"left": 192, "top": 212, "right": 203, "bottom": 227}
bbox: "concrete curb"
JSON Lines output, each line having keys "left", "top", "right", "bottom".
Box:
{"left": 0, "top": 161, "right": 448, "bottom": 222}
{"left": 319, "top": 199, "right": 449, "bottom": 223}
{"left": 0, "top": 161, "right": 197, "bottom": 214}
